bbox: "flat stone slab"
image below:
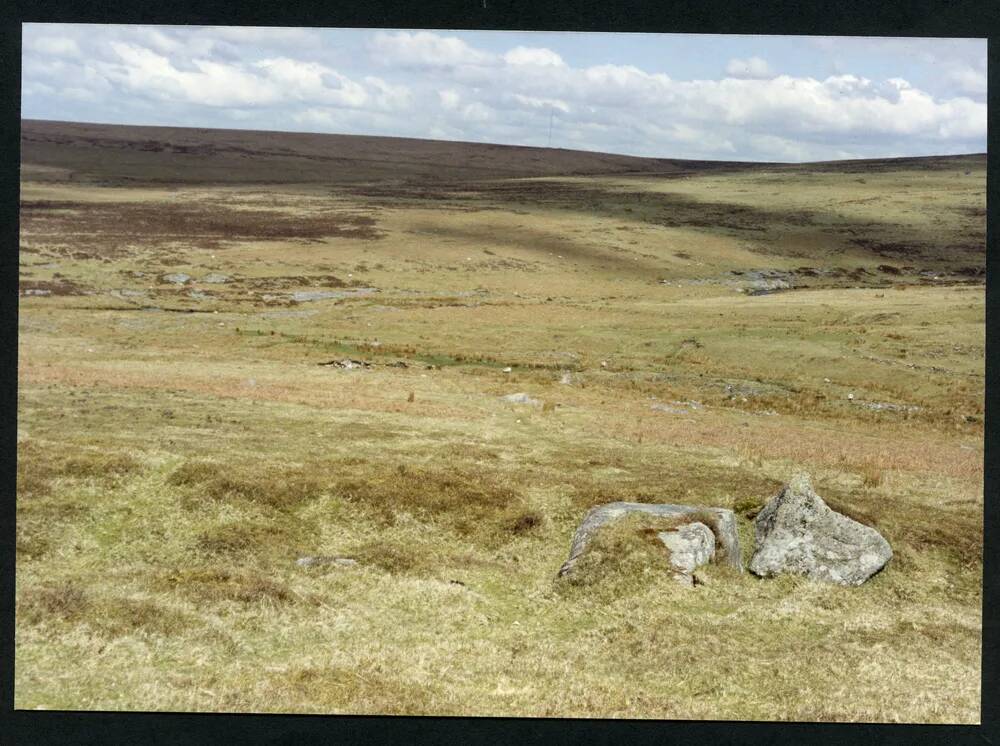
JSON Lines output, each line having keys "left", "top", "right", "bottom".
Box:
{"left": 749, "top": 474, "right": 892, "bottom": 585}
{"left": 558, "top": 502, "right": 743, "bottom": 577}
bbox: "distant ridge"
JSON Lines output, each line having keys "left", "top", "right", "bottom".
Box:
{"left": 20, "top": 119, "right": 985, "bottom": 187}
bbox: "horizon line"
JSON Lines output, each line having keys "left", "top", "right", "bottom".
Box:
{"left": 20, "top": 117, "right": 988, "bottom": 167}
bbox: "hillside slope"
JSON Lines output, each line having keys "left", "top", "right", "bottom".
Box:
{"left": 21, "top": 119, "right": 756, "bottom": 187}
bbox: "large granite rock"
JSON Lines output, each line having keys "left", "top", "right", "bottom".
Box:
{"left": 658, "top": 522, "right": 716, "bottom": 586}
{"left": 558, "top": 502, "right": 742, "bottom": 577}
{"left": 749, "top": 474, "right": 892, "bottom": 585}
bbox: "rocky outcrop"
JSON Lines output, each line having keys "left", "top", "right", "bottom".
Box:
{"left": 749, "top": 474, "right": 892, "bottom": 585}
{"left": 558, "top": 502, "right": 742, "bottom": 577}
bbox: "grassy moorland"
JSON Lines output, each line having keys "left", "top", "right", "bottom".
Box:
{"left": 15, "top": 120, "right": 984, "bottom": 721}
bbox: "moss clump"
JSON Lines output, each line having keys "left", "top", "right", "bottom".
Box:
{"left": 732, "top": 494, "right": 766, "bottom": 519}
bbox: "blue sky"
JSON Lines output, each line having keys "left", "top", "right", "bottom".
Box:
{"left": 21, "top": 24, "right": 987, "bottom": 162}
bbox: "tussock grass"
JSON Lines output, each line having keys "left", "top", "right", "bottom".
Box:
{"left": 266, "top": 665, "right": 441, "bottom": 715}
{"left": 193, "top": 517, "right": 316, "bottom": 558}
{"left": 328, "top": 461, "right": 533, "bottom": 547}
{"left": 17, "top": 440, "right": 143, "bottom": 498}
{"left": 348, "top": 540, "right": 436, "bottom": 576}
{"left": 61, "top": 452, "right": 142, "bottom": 479}
{"left": 18, "top": 581, "right": 90, "bottom": 625}
{"left": 89, "top": 596, "right": 195, "bottom": 638}
{"left": 156, "top": 567, "right": 297, "bottom": 606}
{"left": 169, "top": 459, "right": 326, "bottom": 510}
{"left": 859, "top": 457, "right": 885, "bottom": 488}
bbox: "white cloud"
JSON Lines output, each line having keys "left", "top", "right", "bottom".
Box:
{"left": 100, "top": 43, "right": 281, "bottom": 107}
{"left": 255, "top": 58, "right": 369, "bottom": 107}
{"left": 133, "top": 28, "right": 185, "bottom": 55}
{"left": 503, "top": 46, "right": 565, "bottom": 67}
{"left": 28, "top": 36, "right": 82, "bottom": 57}
{"left": 725, "top": 56, "right": 772, "bottom": 79}
{"left": 19, "top": 25, "right": 987, "bottom": 162}
{"left": 511, "top": 94, "right": 569, "bottom": 113}
{"left": 460, "top": 102, "right": 494, "bottom": 123}
{"left": 292, "top": 107, "right": 342, "bottom": 128}
{"left": 364, "top": 76, "right": 411, "bottom": 111}
{"left": 438, "top": 89, "right": 461, "bottom": 110}
{"left": 60, "top": 86, "right": 100, "bottom": 102}
{"left": 95, "top": 42, "right": 397, "bottom": 112}
{"left": 209, "top": 26, "right": 321, "bottom": 46}
{"left": 368, "top": 31, "right": 495, "bottom": 69}
{"left": 946, "top": 64, "right": 987, "bottom": 96}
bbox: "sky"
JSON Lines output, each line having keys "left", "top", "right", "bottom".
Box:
{"left": 21, "top": 24, "right": 987, "bottom": 162}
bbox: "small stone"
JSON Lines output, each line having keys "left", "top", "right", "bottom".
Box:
{"left": 161, "top": 273, "right": 191, "bottom": 285}
{"left": 318, "top": 359, "right": 371, "bottom": 370}
{"left": 658, "top": 522, "right": 716, "bottom": 584}
{"left": 650, "top": 403, "right": 687, "bottom": 414}
{"left": 502, "top": 392, "right": 540, "bottom": 406}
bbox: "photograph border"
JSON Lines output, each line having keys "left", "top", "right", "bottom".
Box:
{"left": 2, "top": 1, "right": 997, "bottom": 743}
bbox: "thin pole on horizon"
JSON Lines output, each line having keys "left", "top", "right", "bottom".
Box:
{"left": 547, "top": 108, "right": 554, "bottom": 149}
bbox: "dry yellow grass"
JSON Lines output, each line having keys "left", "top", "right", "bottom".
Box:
{"left": 15, "top": 141, "right": 984, "bottom": 722}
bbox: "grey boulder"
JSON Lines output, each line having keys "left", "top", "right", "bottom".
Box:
{"left": 749, "top": 473, "right": 892, "bottom": 585}
{"left": 558, "top": 502, "right": 742, "bottom": 577}
{"left": 658, "top": 522, "right": 716, "bottom": 586}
